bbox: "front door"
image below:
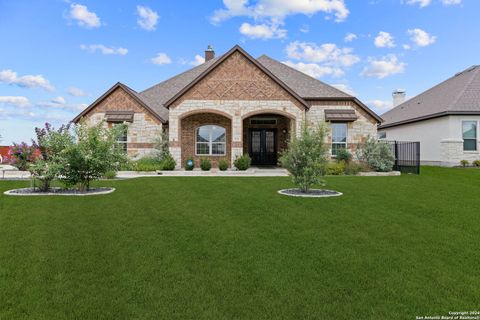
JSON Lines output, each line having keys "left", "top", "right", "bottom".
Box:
{"left": 249, "top": 129, "right": 276, "bottom": 165}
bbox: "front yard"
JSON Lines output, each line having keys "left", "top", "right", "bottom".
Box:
{"left": 0, "top": 167, "right": 479, "bottom": 319}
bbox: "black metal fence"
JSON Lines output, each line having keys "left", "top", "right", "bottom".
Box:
{"left": 384, "top": 140, "right": 421, "bottom": 174}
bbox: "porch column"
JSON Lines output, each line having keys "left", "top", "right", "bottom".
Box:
{"left": 168, "top": 115, "right": 182, "bottom": 169}
{"left": 231, "top": 114, "right": 243, "bottom": 166}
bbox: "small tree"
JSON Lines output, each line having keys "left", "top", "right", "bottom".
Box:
{"left": 10, "top": 142, "right": 38, "bottom": 170}
{"left": 356, "top": 136, "right": 395, "bottom": 172}
{"left": 62, "top": 121, "right": 127, "bottom": 191}
{"left": 280, "top": 122, "right": 329, "bottom": 193}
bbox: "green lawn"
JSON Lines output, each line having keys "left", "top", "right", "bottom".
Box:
{"left": 0, "top": 167, "right": 479, "bottom": 319}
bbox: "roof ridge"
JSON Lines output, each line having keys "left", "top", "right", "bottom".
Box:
{"left": 258, "top": 54, "right": 353, "bottom": 98}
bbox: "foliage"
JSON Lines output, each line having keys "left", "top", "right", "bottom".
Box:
{"left": 234, "top": 154, "right": 251, "bottom": 171}
{"left": 152, "top": 129, "right": 170, "bottom": 159}
{"left": 10, "top": 142, "right": 37, "bottom": 171}
{"left": 344, "top": 161, "right": 367, "bottom": 175}
{"left": 61, "top": 121, "right": 127, "bottom": 191}
{"left": 356, "top": 137, "right": 395, "bottom": 172}
{"left": 104, "top": 170, "right": 117, "bottom": 179}
{"left": 185, "top": 157, "right": 194, "bottom": 170}
{"left": 160, "top": 153, "right": 176, "bottom": 170}
{"left": 280, "top": 122, "right": 329, "bottom": 193}
{"left": 473, "top": 160, "right": 480, "bottom": 167}
{"left": 460, "top": 160, "right": 469, "bottom": 167}
{"left": 218, "top": 159, "right": 228, "bottom": 171}
{"left": 326, "top": 161, "right": 345, "bottom": 175}
{"left": 132, "top": 157, "right": 163, "bottom": 171}
{"left": 335, "top": 149, "right": 352, "bottom": 163}
{"left": 200, "top": 158, "right": 212, "bottom": 171}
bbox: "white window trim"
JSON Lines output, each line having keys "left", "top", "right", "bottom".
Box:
{"left": 331, "top": 122, "right": 348, "bottom": 156}
{"left": 195, "top": 125, "right": 226, "bottom": 156}
{"left": 462, "top": 120, "right": 478, "bottom": 152}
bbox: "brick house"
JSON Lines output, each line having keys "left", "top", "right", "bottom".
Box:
{"left": 73, "top": 45, "right": 381, "bottom": 168}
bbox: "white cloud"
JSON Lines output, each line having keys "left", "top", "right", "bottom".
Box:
{"left": 80, "top": 44, "right": 128, "bottom": 55}
{"left": 67, "top": 87, "right": 87, "bottom": 97}
{"left": 441, "top": 0, "right": 461, "bottom": 5}
{"left": 211, "top": 0, "right": 350, "bottom": 24}
{"left": 136, "top": 5, "right": 159, "bottom": 31}
{"left": 51, "top": 96, "right": 66, "bottom": 104}
{"left": 190, "top": 54, "right": 205, "bottom": 66}
{"left": 283, "top": 61, "right": 344, "bottom": 78}
{"left": 300, "top": 24, "right": 310, "bottom": 33}
{"left": 150, "top": 53, "right": 172, "bottom": 65}
{"left": 406, "top": 0, "right": 432, "bottom": 7}
{"left": 366, "top": 99, "right": 393, "bottom": 111}
{"left": 68, "top": 3, "right": 101, "bottom": 28}
{"left": 403, "top": 44, "right": 411, "bottom": 50}
{"left": 331, "top": 83, "right": 356, "bottom": 95}
{"left": 239, "top": 21, "right": 286, "bottom": 39}
{"left": 361, "top": 55, "right": 406, "bottom": 79}
{"left": 0, "top": 69, "right": 54, "bottom": 91}
{"left": 344, "top": 33, "right": 357, "bottom": 42}
{"left": 286, "top": 41, "right": 360, "bottom": 67}
{"left": 374, "top": 31, "right": 395, "bottom": 48}
{"left": 0, "top": 96, "right": 31, "bottom": 108}
{"left": 408, "top": 28, "right": 436, "bottom": 47}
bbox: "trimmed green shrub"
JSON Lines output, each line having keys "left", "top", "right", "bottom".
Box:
{"left": 200, "top": 158, "right": 211, "bottom": 171}
{"left": 104, "top": 170, "right": 117, "bottom": 179}
{"left": 219, "top": 159, "right": 228, "bottom": 171}
{"left": 356, "top": 137, "right": 395, "bottom": 172}
{"left": 336, "top": 149, "right": 352, "bottom": 163}
{"left": 460, "top": 160, "right": 469, "bottom": 167}
{"left": 473, "top": 160, "right": 480, "bottom": 167}
{"left": 234, "top": 154, "right": 251, "bottom": 171}
{"left": 185, "top": 157, "right": 194, "bottom": 170}
{"left": 344, "top": 162, "right": 366, "bottom": 175}
{"left": 160, "top": 153, "right": 176, "bottom": 170}
{"left": 280, "top": 122, "right": 329, "bottom": 192}
{"left": 326, "top": 161, "right": 345, "bottom": 175}
{"left": 134, "top": 156, "right": 163, "bottom": 171}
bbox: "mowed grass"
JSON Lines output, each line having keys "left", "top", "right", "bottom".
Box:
{"left": 0, "top": 167, "right": 479, "bottom": 319}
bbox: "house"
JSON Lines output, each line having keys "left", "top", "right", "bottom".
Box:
{"left": 378, "top": 65, "right": 480, "bottom": 166}
{"left": 73, "top": 45, "right": 381, "bottom": 168}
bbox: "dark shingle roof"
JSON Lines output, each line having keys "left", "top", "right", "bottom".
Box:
{"left": 380, "top": 65, "right": 480, "bottom": 128}
{"left": 256, "top": 55, "right": 352, "bottom": 99}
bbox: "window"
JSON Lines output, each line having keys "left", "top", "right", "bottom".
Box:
{"left": 250, "top": 118, "right": 277, "bottom": 125}
{"left": 114, "top": 123, "right": 128, "bottom": 153}
{"left": 378, "top": 131, "right": 387, "bottom": 139}
{"left": 463, "top": 121, "right": 477, "bottom": 151}
{"left": 196, "top": 125, "right": 226, "bottom": 156}
{"left": 331, "top": 123, "right": 347, "bottom": 156}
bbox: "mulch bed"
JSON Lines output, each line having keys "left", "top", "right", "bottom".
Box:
{"left": 278, "top": 188, "right": 342, "bottom": 198}
{"left": 4, "top": 187, "right": 115, "bottom": 196}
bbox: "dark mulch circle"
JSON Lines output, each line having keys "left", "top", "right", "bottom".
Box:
{"left": 4, "top": 187, "right": 115, "bottom": 196}
{"left": 278, "top": 188, "right": 342, "bottom": 198}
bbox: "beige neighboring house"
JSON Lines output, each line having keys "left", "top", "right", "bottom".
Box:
{"left": 73, "top": 45, "right": 381, "bottom": 169}
{"left": 379, "top": 65, "right": 480, "bottom": 166}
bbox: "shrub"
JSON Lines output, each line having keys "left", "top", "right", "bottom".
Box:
{"left": 200, "top": 158, "right": 212, "bottom": 171}
{"left": 219, "top": 159, "right": 228, "bottom": 171}
{"left": 326, "top": 161, "right": 345, "bottom": 175}
{"left": 336, "top": 149, "right": 352, "bottom": 163}
{"left": 104, "top": 170, "right": 117, "bottom": 179}
{"left": 460, "top": 160, "right": 469, "bottom": 167}
{"left": 234, "top": 154, "right": 251, "bottom": 171}
{"left": 185, "top": 157, "right": 194, "bottom": 170}
{"left": 10, "top": 142, "right": 38, "bottom": 171}
{"left": 280, "top": 122, "right": 329, "bottom": 193}
{"left": 356, "top": 137, "right": 395, "bottom": 172}
{"left": 133, "top": 157, "right": 163, "bottom": 171}
{"left": 160, "top": 153, "right": 176, "bottom": 170}
{"left": 473, "top": 160, "right": 480, "bottom": 167}
{"left": 344, "top": 161, "right": 366, "bottom": 175}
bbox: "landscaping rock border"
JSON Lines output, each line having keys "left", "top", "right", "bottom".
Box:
{"left": 278, "top": 188, "right": 343, "bottom": 198}
{"left": 4, "top": 187, "right": 115, "bottom": 196}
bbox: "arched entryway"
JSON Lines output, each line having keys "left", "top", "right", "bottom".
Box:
{"left": 242, "top": 112, "right": 294, "bottom": 166}
{"left": 179, "top": 112, "right": 232, "bottom": 168}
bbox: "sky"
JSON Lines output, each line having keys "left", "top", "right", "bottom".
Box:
{"left": 0, "top": 0, "right": 478, "bottom": 144}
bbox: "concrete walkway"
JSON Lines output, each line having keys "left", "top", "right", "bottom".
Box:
{"left": 117, "top": 167, "right": 290, "bottom": 178}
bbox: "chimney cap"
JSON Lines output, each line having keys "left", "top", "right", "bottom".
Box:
{"left": 206, "top": 44, "right": 214, "bottom": 51}
{"left": 393, "top": 89, "right": 406, "bottom": 95}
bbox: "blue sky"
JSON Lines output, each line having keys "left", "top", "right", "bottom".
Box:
{"left": 0, "top": 0, "right": 478, "bottom": 144}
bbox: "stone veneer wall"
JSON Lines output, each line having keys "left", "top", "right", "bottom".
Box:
{"left": 180, "top": 113, "right": 232, "bottom": 167}
{"left": 440, "top": 140, "right": 480, "bottom": 166}
{"left": 83, "top": 87, "right": 163, "bottom": 158}
{"left": 305, "top": 100, "right": 378, "bottom": 153}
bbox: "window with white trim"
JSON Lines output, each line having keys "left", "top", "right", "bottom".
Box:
{"left": 196, "top": 125, "right": 226, "bottom": 156}
{"left": 331, "top": 123, "right": 347, "bottom": 156}
{"left": 113, "top": 123, "right": 128, "bottom": 153}
{"left": 462, "top": 121, "right": 477, "bottom": 151}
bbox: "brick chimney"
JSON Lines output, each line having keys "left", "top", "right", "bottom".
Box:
{"left": 392, "top": 89, "right": 406, "bottom": 107}
{"left": 205, "top": 45, "right": 215, "bottom": 62}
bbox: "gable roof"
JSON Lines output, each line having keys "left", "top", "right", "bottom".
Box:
{"left": 163, "top": 45, "right": 310, "bottom": 109}
{"left": 72, "top": 82, "right": 167, "bottom": 123}
{"left": 380, "top": 65, "right": 480, "bottom": 129}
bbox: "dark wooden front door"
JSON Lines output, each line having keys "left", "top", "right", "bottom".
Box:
{"left": 249, "top": 129, "right": 276, "bottom": 165}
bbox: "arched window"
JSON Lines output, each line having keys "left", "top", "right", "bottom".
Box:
{"left": 196, "top": 125, "right": 226, "bottom": 155}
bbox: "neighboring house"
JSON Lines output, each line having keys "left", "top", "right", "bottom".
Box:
{"left": 73, "top": 45, "right": 381, "bottom": 168}
{"left": 378, "top": 65, "right": 480, "bottom": 166}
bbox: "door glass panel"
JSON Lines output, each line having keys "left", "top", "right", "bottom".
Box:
{"left": 252, "top": 131, "right": 261, "bottom": 153}
{"left": 265, "top": 131, "right": 274, "bottom": 153}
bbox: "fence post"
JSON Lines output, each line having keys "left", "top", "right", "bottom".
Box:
{"left": 394, "top": 141, "right": 399, "bottom": 171}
